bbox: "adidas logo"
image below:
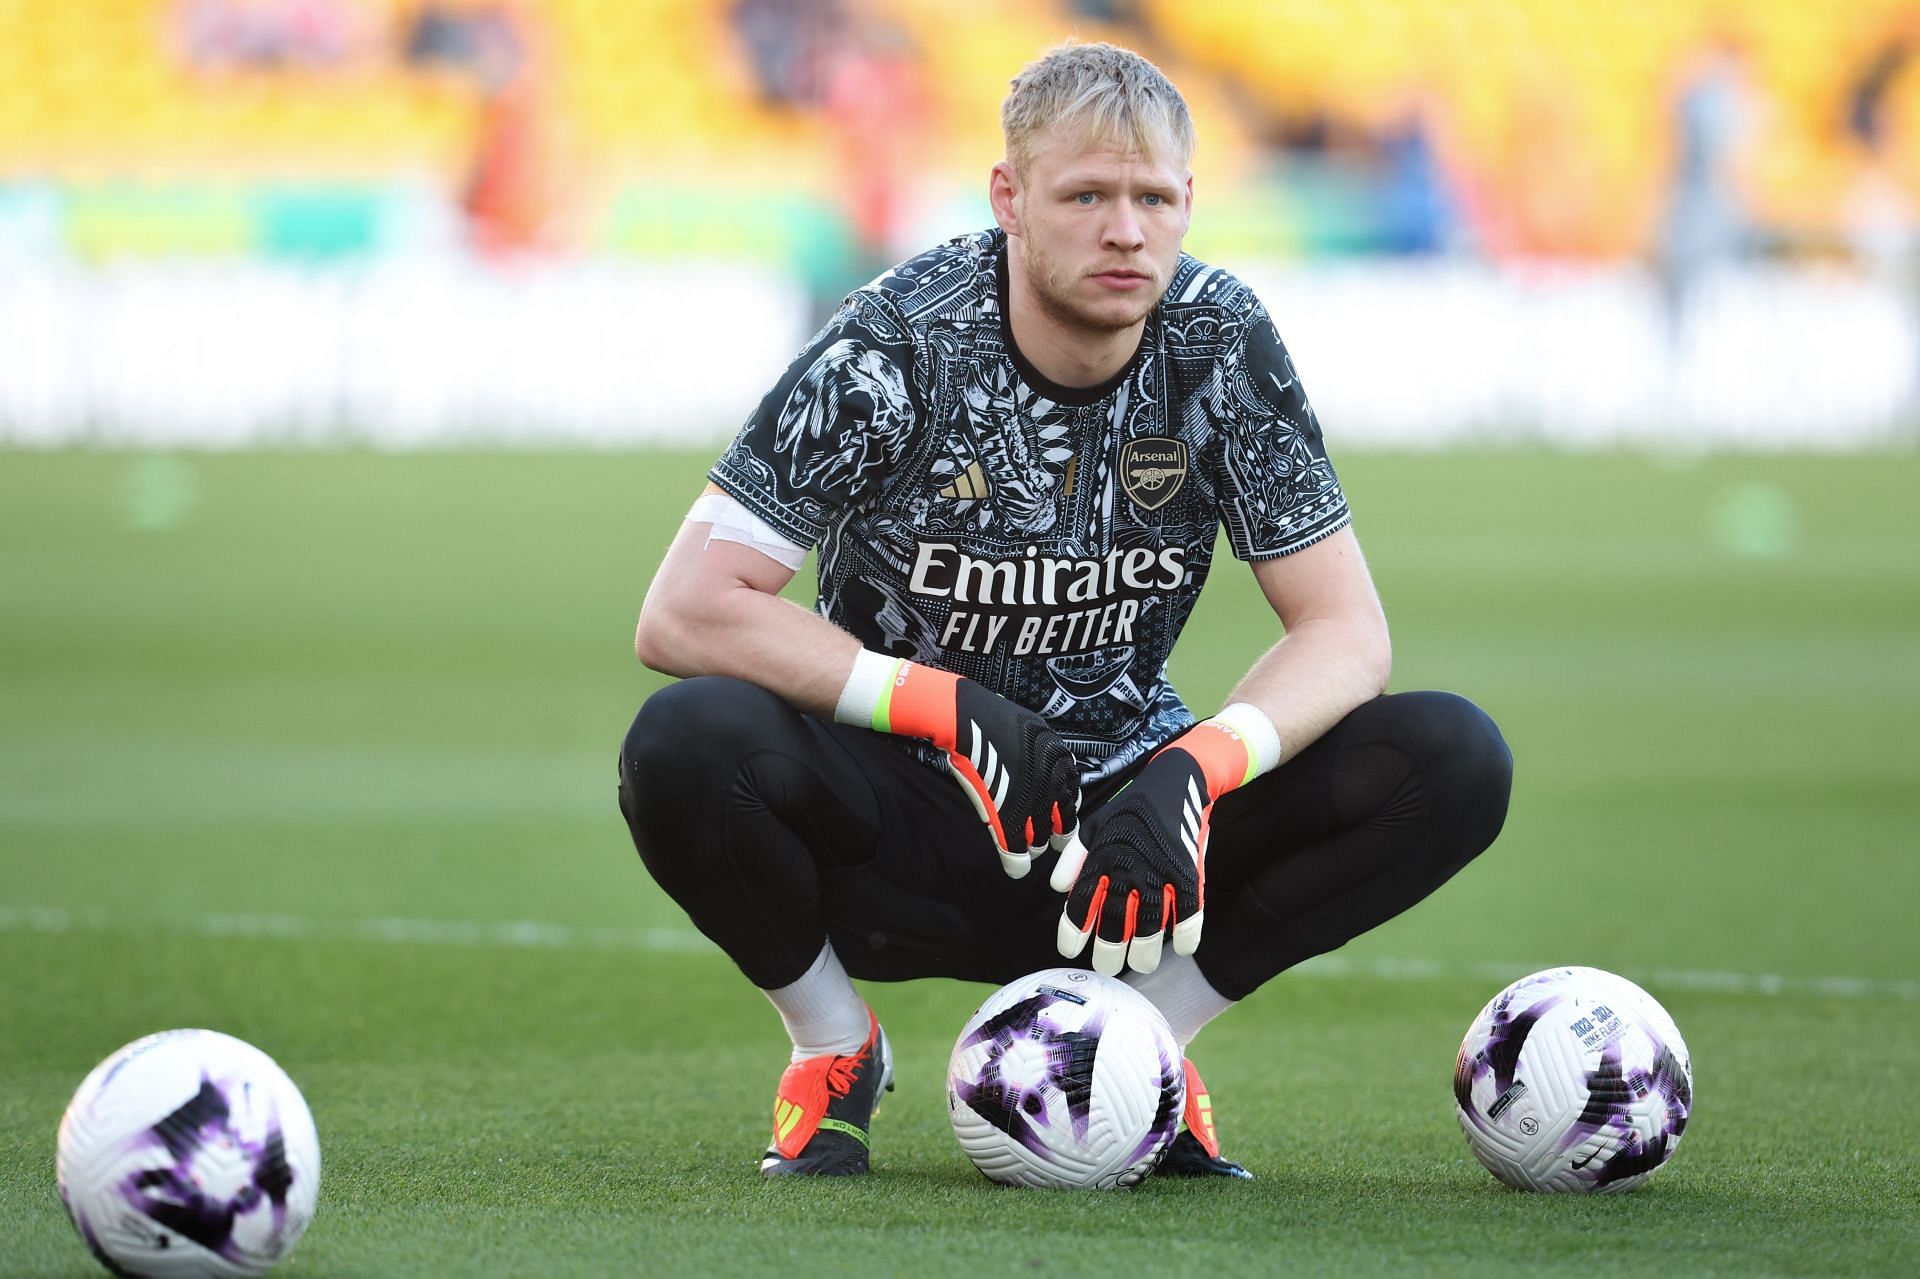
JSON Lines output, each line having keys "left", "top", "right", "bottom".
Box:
{"left": 967, "top": 719, "right": 1012, "bottom": 810}
{"left": 937, "top": 462, "right": 990, "bottom": 500}
{"left": 774, "top": 1097, "right": 805, "bottom": 1145}
{"left": 1180, "top": 777, "right": 1203, "bottom": 863}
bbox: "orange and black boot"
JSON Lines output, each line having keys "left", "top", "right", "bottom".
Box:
{"left": 1156, "top": 1058, "right": 1253, "bottom": 1179}
{"left": 760, "top": 1009, "right": 895, "bottom": 1177}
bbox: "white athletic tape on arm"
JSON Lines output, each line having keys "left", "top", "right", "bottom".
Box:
{"left": 1207, "top": 702, "right": 1284, "bottom": 779}
{"left": 687, "top": 493, "right": 809, "bottom": 571}
{"left": 834, "top": 648, "right": 903, "bottom": 728}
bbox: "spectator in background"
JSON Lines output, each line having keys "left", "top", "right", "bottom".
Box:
{"left": 732, "top": 0, "right": 843, "bottom": 108}
{"left": 1067, "top": 0, "right": 1158, "bottom": 47}
{"left": 1374, "top": 96, "right": 1461, "bottom": 256}
{"left": 1658, "top": 37, "right": 1761, "bottom": 339}
{"left": 1069, "top": 0, "right": 1145, "bottom": 27}
{"left": 1841, "top": 17, "right": 1918, "bottom": 285}
{"left": 1841, "top": 15, "right": 1919, "bottom": 403}
{"left": 403, "top": 4, "right": 528, "bottom": 95}
{"left": 178, "top": 0, "right": 367, "bottom": 71}
{"left": 1847, "top": 24, "right": 1913, "bottom": 154}
{"left": 821, "top": 15, "right": 926, "bottom": 282}
{"left": 403, "top": 3, "right": 559, "bottom": 257}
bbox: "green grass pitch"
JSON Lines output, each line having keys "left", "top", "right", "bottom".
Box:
{"left": 2, "top": 448, "right": 1916, "bottom": 1277}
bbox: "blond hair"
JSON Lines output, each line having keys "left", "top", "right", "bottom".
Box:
{"left": 1002, "top": 40, "right": 1195, "bottom": 177}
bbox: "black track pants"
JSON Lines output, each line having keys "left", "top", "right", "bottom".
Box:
{"left": 617, "top": 677, "right": 1512, "bottom": 1000}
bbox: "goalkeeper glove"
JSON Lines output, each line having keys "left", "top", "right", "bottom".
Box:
{"left": 836, "top": 650, "right": 1079, "bottom": 878}
{"left": 1051, "top": 703, "right": 1281, "bottom": 975}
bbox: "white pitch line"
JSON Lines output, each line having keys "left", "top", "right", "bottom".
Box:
{"left": 3, "top": 904, "right": 1915, "bottom": 1003}
{"left": 1288, "top": 951, "right": 1920, "bottom": 1004}
{"left": 0, "top": 904, "right": 717, "bottom": 956}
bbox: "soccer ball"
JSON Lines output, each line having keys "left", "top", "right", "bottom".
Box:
{"left": 57, "top": 1029, "right": 321, "bottom": 1277}
{"left": 947, "top": 967, "right": 1183, "bottom": 1189}
{"left": 1453, "top": 967, "right": 1692, "bottom": 1193}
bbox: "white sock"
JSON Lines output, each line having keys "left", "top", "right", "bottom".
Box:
{"left": 764, "top": 943, "right": 871, "bottom": 1063}
{"left": 1125, "top": 951, "right": 1235, "bottom": 1048}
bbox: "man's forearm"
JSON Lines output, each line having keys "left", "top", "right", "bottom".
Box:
{"left": 633, "top": 529, "right": 861, "bottom": 719}
{"left": 639, "top": 586, "right": 860, "bottom": 719}
{"left": 1221, "top": 615, "right": 1391, "bottom": 764}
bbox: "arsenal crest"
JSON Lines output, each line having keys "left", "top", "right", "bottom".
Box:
{"left": 1118, "top": 437, "right": 1188, "bottom": 511}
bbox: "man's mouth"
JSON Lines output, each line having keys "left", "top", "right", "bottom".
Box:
{"left": 1090, "top": 268, "right": 1153, "bottom": 289}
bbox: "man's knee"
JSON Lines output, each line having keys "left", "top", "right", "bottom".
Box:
{"left": 618, "top": 677, "right": 804, "bottom": 856}
{"left": 621, "top": 676, "right": 787, "bottom": 790}
{"left": 1379, "top": 691, "right": 1513, "bottom": 852}
{"left": 1359, "top": 687, "right": 1505, "bottom": 856}
{"left": 618, "top": 677, "right": 799, "bottom": 888}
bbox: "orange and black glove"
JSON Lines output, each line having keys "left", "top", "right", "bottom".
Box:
{"left": 837, "top": 651, "right": 1079, "bottom": 878}
{"left": 1050, "top": 705, "right": 1280, "bottom": 974}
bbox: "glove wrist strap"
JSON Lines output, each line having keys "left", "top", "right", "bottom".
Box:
{"left": 834, "top": 650, "right": 963, "bottom": 738}
{"left": 1169, "top": 702, "right": 1283, "bottom": 798}
{"left": 833, "top": 649, "right": 907, "bottom": 730}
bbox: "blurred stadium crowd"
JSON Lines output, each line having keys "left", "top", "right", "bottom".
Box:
{"left": 1, "top": 0, "right": 1916, "bottom": 446}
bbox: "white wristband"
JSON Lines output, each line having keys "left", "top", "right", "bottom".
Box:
{"left": 834, "top": 649, "right": 905, "bottom": 728}
{"left": 1207, "top": 702, "right": 1284, "bottom": 778}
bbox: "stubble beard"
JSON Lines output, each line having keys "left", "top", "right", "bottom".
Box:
{"left": 1021, "top": 240, "right": 1156, "bottom": 337}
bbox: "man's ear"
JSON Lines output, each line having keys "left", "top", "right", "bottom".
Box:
{"left": 989, "top": 160, "right": 1021, "bottom": 237}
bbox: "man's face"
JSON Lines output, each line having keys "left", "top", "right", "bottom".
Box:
{"left": 999, "top": 127, "right": 1192, "bottom": 337}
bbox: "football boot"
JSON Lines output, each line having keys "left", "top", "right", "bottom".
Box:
{"left": 1155, "top": 1058, "right": 1254, "bottom": 1180}
{"left": 760, "top": 1009, "right": 895, "bottom": 1177}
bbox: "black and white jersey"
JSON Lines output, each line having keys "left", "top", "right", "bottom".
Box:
{"left": 712, "top": 229, "right": 1350, "bottom": 784}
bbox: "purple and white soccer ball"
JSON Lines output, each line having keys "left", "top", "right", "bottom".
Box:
{"left": 1454, "top": 966, "right": 1692, "bottom": 1193}
{"left": 947, "top": 967, "right": 1183, "bottom": 1190}
{"left": 57, "top": 1029, "right": 320, "bottom": 1277}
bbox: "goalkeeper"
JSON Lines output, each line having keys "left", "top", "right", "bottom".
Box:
{"left": 616, "top": 41, "right": 1512, "bottom": 1180}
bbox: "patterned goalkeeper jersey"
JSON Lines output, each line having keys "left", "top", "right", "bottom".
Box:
{"left": 711, "top": 229, "right": 1351, "bottom": 784}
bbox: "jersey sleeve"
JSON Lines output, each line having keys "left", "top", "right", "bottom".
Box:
{"left": 1215, "top": 305, "right": 1352, "bottom": 560}
{"left": 709, "top": 291, "right": 923, "bottom": 548}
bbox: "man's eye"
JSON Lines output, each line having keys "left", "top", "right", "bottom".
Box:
{"left": 1075, "top": 192, "right": 1097, "bottom": 205}
{"left": 1143, "top": 193, "right": 1164, "bottom": 206}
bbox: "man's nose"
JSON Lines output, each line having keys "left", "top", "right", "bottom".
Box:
{"left": 1102, "top": 202, "right": 1145, "bottom": 250}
